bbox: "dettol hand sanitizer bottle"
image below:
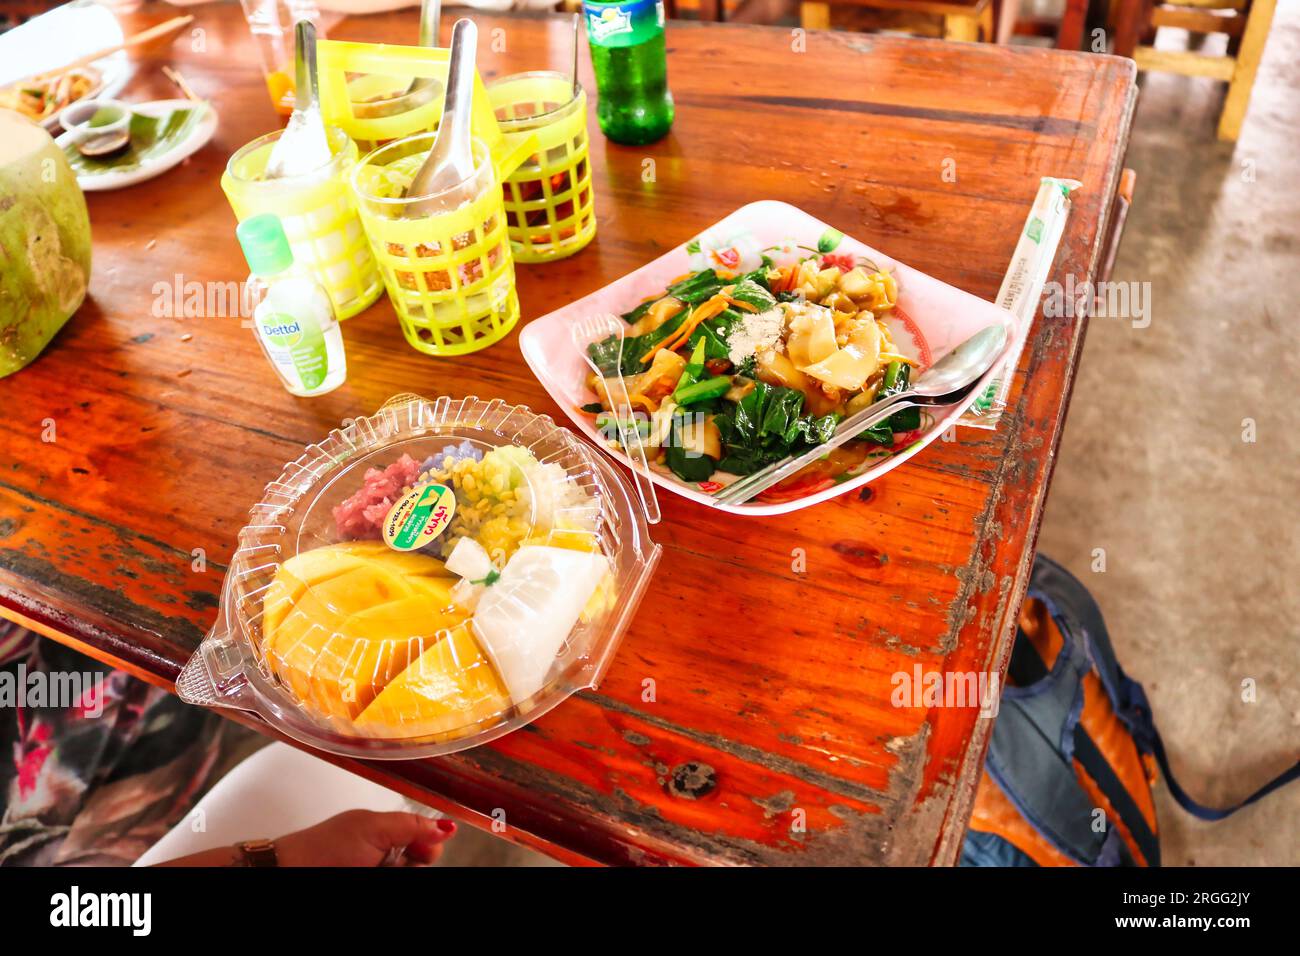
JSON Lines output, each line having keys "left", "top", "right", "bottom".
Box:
{"left": 237, "top": 213, "right": 347, "bottom": 397}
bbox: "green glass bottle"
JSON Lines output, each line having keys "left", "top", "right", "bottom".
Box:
{"left": 583, "top": 0, "right": 674, "bottom": 145}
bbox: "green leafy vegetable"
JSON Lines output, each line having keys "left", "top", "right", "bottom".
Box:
{"left": 663, "top": 414, "right": 718, "bottom": 482}
{"left": 589, "top": 310, "right": 687, "bottom": 376}
{"left": 664, "top": 442, "right": 716, "bottom": 482}
{"left": 858, "top": 362, "right": 921, "bottom": 446}
{"left": 685, "top": 319, "right": 732, "bottom": 361}
{"left": 62, "top": 107, "right": 204, "bottom": 174}
{"left": 881, "top": 362, "right": 921, "bottom": 432}
{"left": 620, "top": 269, "right": 724, "bottom": 324}
{"left": 727, "top": 277, "right": 776, "bottom": 313}
{"left": 674, "top": 375, "right": 731, "bottom": 406}
{"left": 713, "top": 382, "right": 838, "bottom": 475}
{"left": 674, "top": 338, "right": 707, "bottom": 397}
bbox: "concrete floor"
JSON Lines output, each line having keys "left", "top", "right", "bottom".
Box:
{"left": 1035, "top": 2, "right": 1300, "bottom": 865}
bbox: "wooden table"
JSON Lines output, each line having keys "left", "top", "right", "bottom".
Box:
{"left": 0, "top": 4, "right": 1135, "bottom": 865}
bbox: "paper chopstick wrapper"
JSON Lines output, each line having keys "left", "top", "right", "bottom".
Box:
{"left": 958, "top": 177, "right": 1079, "bottom": 429}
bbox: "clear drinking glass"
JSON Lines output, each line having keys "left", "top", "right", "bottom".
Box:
{"left": 222, "top": 126, "right": 382, "bottom": 320}
{"left": 350, "top": 135, "right": 518, "bottom": 356}
{"left": 239, "top": 0, "right": 323, "bottom": 116}
{"left": 489, "top": 71, "right": 596, "bottom": 263}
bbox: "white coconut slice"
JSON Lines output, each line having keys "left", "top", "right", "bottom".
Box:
{"left": 471, "top": 545, "right": 608, "bottom": 706}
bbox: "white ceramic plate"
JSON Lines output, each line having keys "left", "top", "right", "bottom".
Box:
{"left": 57, "top": 99, "right": 218, "bottom": 192}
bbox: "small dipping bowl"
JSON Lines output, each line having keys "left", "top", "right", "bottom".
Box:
{"left": 59, "top": 97, "right": 131, "bottom": 146}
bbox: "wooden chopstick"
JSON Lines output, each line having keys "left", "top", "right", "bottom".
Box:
{"left": 22, "top": 15, "right": 195, "bottom": 85}
{"left": 162, "top": 65, "right": 200, "bottom": 103}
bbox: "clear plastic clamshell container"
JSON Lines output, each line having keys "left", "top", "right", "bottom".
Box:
{"left": 178, "top": 394, "right": 661, "bottom": 758}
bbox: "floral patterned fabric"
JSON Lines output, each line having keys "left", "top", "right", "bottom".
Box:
{"left": 0, "top": 620, "right": 246, "bottom": 866}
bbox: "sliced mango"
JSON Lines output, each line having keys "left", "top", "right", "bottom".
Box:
{"left": 355, "top": 627, "right": 509, "bottom": 738}
{"left": 329, "top": 541, "right": 458, "bottom": 580}
{"left": 260, "top": 543, "right": 466, "bottom": 721}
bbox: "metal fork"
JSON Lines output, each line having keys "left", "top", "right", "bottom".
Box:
{"left": 571, "top": 313, "right": 662, "bottom": 524}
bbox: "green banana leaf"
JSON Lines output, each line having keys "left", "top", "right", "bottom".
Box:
{"left": 62, "top": 106, "right": 206, "bottom": 175}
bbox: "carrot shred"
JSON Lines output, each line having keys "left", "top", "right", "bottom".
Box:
{"left": 642, "top": 295, "right": 729, "bottom": 362}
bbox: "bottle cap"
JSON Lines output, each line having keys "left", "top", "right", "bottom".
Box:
{"left": 236, "top": 214, "right": 294, "bottom": 277}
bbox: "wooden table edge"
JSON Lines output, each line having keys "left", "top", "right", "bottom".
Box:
{"left": 928, "top": 70, "right": 1138, "bottom": 865}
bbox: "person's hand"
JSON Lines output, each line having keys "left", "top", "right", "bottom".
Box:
{"left": 275, "top": 810, "right": 456, "bottom": 867}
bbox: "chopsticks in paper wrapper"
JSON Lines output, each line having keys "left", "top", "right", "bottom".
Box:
{"left": 958, "top": 177, "right": 1079, "bottom": 429}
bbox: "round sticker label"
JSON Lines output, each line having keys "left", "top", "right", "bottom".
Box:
{"left": 382, "top": 483, "right": 456, "bottom": 551}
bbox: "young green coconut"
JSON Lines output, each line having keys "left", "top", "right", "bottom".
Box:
{"left": 0, "top": 108, "right": 92, "bottom": 377}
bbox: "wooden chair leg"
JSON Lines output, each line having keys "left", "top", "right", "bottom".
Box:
{"left": 1058, "top": 0, "right": 1090, "bottom": 49}
{"left": 1113, "top": 0, "right": 1150, "bottom": 57}
{"left": 1218, "top": 0, "right": 1277, "bottom": 140}
{"left": 800, "top": 1, "right": 831, "bottom": 29}
{"left": 944, "top": 13, "right": 981, "bottom": 41}
{"left": 979, "top": 2, "right": 996, "bottom": 41}
{"left": 991, "top": 0, "right": 1016, "bottom": 43}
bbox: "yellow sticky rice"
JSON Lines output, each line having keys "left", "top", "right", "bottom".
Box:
{"left": 419, "top": 444, "right": 600, "bottom": 566}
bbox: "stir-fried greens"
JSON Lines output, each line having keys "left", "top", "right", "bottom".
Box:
{"left": 583, "top": 244, "right": 921, "bottom": 492}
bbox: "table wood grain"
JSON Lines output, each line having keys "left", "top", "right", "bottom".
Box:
{"left": 0, "top": 4, "right": 1135, "bottom": 865}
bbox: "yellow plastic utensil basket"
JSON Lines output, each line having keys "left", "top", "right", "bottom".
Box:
{"left": 351, "top": 135, "right": 519, "bottom": 356}
{"left": 317, "top": 38, "right": 534, "bottom": 177}
{"left": 222, "top": 126, "right": 382, "bottom": 320}
{"left": 489, "top": 71, "right": 596, "bottom": 263}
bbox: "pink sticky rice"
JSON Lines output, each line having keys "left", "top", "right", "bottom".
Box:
{"left": 332, "top": 454, "right": 422, "bottom": 540}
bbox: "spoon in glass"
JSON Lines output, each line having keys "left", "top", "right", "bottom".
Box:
{"left": 263, "top": 20, "right": 331, "bottom": 179}
{"left": 404, "top": 17, "right": 477, "bottom": 214}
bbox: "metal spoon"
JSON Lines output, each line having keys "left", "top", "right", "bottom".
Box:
{"left": 571, "top": 12, "right": 581, "bottom": 96}
{"left": 76, "top": 129, "right": 131, "bottom": 157}
{"left": 404, "top": 17, "right": 477, "bottom": 214}
{"left": 263, "top": 20, "right": 331, "bottom": 179}
{"left": 352, "top": 0, "right": 441, "bottom": 120}
{"left": 713, "top": 322, "right": 1010, "bottom": 505}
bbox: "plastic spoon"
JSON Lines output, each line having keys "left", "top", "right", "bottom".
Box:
{"left": 263, "top": 20, "right": 331, "bottom": 179}
{"left": 572, "top": 313, "right": 662, "bottom": 525}
{"left": 714, "top": 322, "right": 1010, "bottom": 505}
{"left": 404, "top": 17, "right": 477, "bottom": 214}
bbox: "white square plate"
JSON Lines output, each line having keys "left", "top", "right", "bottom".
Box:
{"left": 519, "top": 201, "right": 1014, "bottom": 516}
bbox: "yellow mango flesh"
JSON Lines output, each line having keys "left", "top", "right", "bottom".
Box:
{"left": 260, "top": 544, "right": 472, "bottom": 721}
{"left": 355, "top": 626, "right": 509, "bottom": 738}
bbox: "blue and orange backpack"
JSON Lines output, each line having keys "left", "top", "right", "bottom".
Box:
{"left": 962, "top": 555, "right": 1299, "bottom": 867}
